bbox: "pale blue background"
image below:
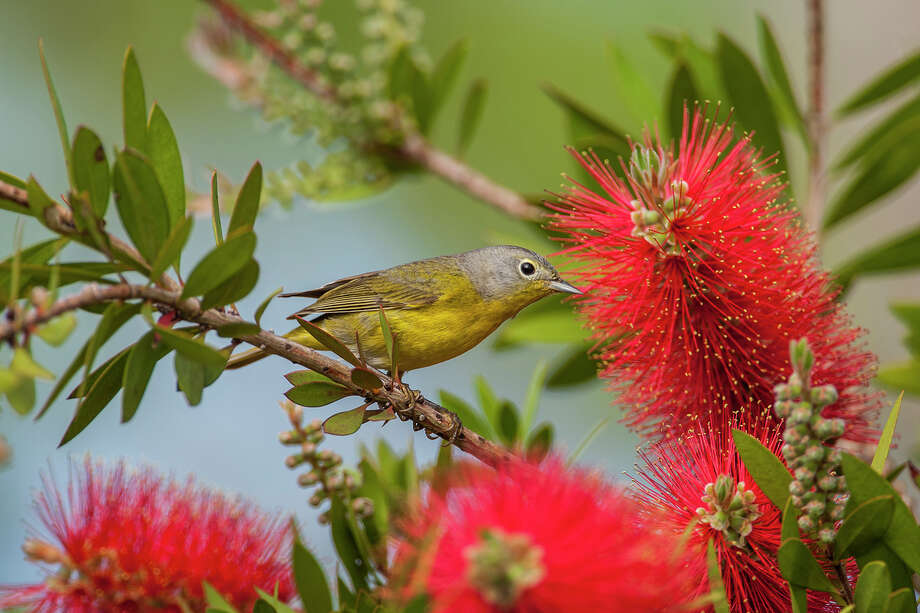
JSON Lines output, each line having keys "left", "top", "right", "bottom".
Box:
{"left": 2, "top": 0, "right": 918, "bottom": 585}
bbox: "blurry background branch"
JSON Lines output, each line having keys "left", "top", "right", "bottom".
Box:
{"left": 805, "top": 0, "right": 826, "bottom": 231}
{"left": 197, "top": 0, "right": 542, "bottom": 220}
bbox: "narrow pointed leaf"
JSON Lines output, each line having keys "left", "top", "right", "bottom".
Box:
{"left": 854, "top": 561, "right": 891, "bottom": 613}
{"left": 438, "top": 389, "right": 493, "bottom": 439}
{"left": 887, "top": 588, "right": 914, "bottom": 613}
{"left": 154, "top": 327, "right": 227, "bottom": 370}
{"left": 777, "top": 538, "right": 839, "bottom": 593}
{"left": 330, "top": 497, "right": 368, "bottom": 590}
{"left": 706, "top": 540, "right": 730, "bottom": 613}
{"left": 210, "top": 171, "right": 223, "bottom": 245}
{"left": 113, "top": 150, "right": 170, "bottom": 263}
{"left": 203, "top": 581, "right": 239, "bottom": 613}
{"left": 717, "top": 33, "right": 786, "bottom": 174}
{"left": 293, "top": 542, "right": 333, "bottom": 613}
{"left": 519, "top": 360, "right": 547, "bottom": 439}
{"left": 542, "top": 82, "right": 628, "bottom": 148}
{"left": 38, "top": 40, "right": 73, "bottom": 187}
{"left": 667, "top": 64, "right": 698, "bottom": 140}
{"left": 457, "top": 78, "right": 488, "bottom": 155}
{"left": 215, "top": 322, "right": 260, "bottom": 338}
{"left": 323, "top": 405, "right": 368, "bottom": 435}
{"left": 150, "top": 215, "right": 193, "bottom": 282}
{"left": 146, "top": 103, "right": 185, "bottom": 228}
{"left": 175, "top": 351, "right": 205, "bottom": 406}
{"left": 733, "top": 428, "right": 792, "bottom": 510}
{"left": 835, "top": 225, "right": 920, "bottom": 289}
{"left": 838, "top": 92, "right": 920, "bottom": 171}
{"left": 839, "top": 50, "right": 920, "bottom": 116}
{"left": 757, "top": 15, "right": 809, "bottom": 147}
{"left": 546, "top": 342, "right": 598, "bottom": 388}
{"left": 285, "top": 382, "right": 353, "bottom": 407}
{"left": 11, "top": 348, "right": 54, "bottom": 380}
{"left": 60, "top": 347, "right": 131, "bottom": 445}
{"left": 606, "top": 40, "right": 660, "bottom": 128}
{"left": 122, "top": 331, "right": 170, "bottom": 422}
{"left": 430, "top": 39, "right": 468, "bottom": 114}
{"left": 872, "top": 392, "right": 904, "bottom": 473}
{"left": 72, "top": 126, "right": 110, "bottom": 217}
{"left": 25, "top": 175, "right": 57, "bottom": 220}
{"left": 877, "top": 361, "right": 920, "bottom": 396}
{"left": 567, "top": 417, "right": 610, "bottom": 465}
{"left": 284, "top": 370, "right": 334, "bottom": 386}
{"left": 226, "top": 161, "right": 262, "bottom": 239}
{"left": 295, "top": 316, "right": 361, "bottom": 367}
{"left": 199, "top": 259, "right": 259, "bottom": 311}
{"left": 181, "top": 232, "right": 256, "bottom": 299}
{"left": 254, "top": 286, "right": 283, "bottom": 327}
{"left": 122, "top": 47, "right": 147, "bottom": 152}
{"left": 836, "top": 495, "right": 895, "bottom": 558}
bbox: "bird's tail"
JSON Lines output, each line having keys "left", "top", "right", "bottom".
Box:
{"left": 226, "top": 327, "right": 317, "bottom": 370}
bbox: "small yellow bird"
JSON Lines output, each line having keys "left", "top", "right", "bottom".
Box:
{"left": 227, "top": 245, "right": 580, "bottom": 373}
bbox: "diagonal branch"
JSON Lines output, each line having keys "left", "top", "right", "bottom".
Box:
{"left": 0, "top": 244, "right": 513, "bottom": 466}
{"left": 805, "top": 0, "right": 826, "bottom": 232}
{"left": 196, "top": 0, "right": 542, "bottom": 221}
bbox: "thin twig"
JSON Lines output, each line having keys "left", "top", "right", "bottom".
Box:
{"left": 805, "top": 0, "right": 826, "bottom": 231}
{"left": 0, "top": 217, "right": 512, "bottom": 466}
{"left": 196, "top": 0, "right": 542, "bottom": 221}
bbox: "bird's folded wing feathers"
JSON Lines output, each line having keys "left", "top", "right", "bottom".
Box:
{"left": 285, "top": 271, "right": 439, "bottom": 318}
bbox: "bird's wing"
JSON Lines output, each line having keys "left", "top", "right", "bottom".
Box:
{"left": 284, "top": 270, "right": 440, "bottom": 319}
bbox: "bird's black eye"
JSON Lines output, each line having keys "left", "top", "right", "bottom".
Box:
{"left": 520, "top": 260, "right": 536, "bottom": 276}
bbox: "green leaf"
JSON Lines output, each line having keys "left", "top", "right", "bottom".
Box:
{"left": 175, "top": 351, "right": 205, "bottom": 406}
{"left": 667, "top": 64, "right": 698, "bottom": 140}
{"left": 323, "top": 405, "right": 367, "bottom": 436}
{"left": 457, "top": 78, "right": 488, "bottom": 155}
{"left": 473, "top": 375, "right": 500, "bottom": 432}
{"left": 330, "top": 497, "right": 368, "bottom": 591}
{"left": 38, "top": 40, "right": 74, "bottom": 187}
{"left": 408, "top": 61, "right": 433, "bottom": 134}
{"left": 781, "top": 497, "right": 799, "bottom": 542}
{"left": 36, "top": 313, "right": 77, "bottom": 346}
{"left": 350, "top": 367, "right": 382, "bottom": 390}
{"left": 496, "top": 401, "right": 519, "bottom": 446}
{"left": 293, "top": 542, "right": 333, "bottom": 613}
{"left": 254, "top": 286, "right": 283, "bottom": 327}
{"left": 877, "top": 361, "right": 920, "bottom": 396}
{"left": 37, "top": 302, "right": 140, "bottom": 418}
{"left": 0, "top": 238, "right": 64, "bottom": 302}
{"left": 25, "top": 175, "right": 57, "bottom": 220}
{"left": 210, "top": 171, "right": 223, "bottom": 245}
{"left": 519, "top": 360, "right": 547, "bottom": 439}
{"left": 252, "top": 600, "right": 275, "bottom": 613}
{"left": 524, "top": 422, "right": 554, "bottom": 460}
{"left": 122, "top": 47, "right": 147, "bottom": 152}
{"left": 789, "top": 584, "right": 809, "bottom": 613}
{"left": 387, "top": 45, "right": 413, "bottom": 100}
{"left": 112, "top": 149, "right": 170, "bottom": 263}
{"left": 430, "top": 38, "right": 468, "bottom": 116}
{"left": 777, "top": 538, "right": 839, "bottom": 593}
{"left": 226, "top": 162, "right": 262, "bottom": 240}
{"left": 835, "top": 225, "right": 920, "bottom": 289}
{"left": 146, "top": 103, "right": 185, "bottom": 228}
{"left": 284, "top": 370, "right": 334, "bottom": 386}
{"left": 7, "top": 374, "right": 35, "bottom": 414}
{"left": 606, "top": 40, "right": 660, "bottom": 129}
{"left": 542, "top": 82, "right": 629, "bottom": 150}
{"left": 757, "top": 15, "right": 809, "bottom": 147}
{"left": 215, "top": 322, "right": 260, "bottom": 338}
{"left": 203, "top": 581, "right": 239, "bottom": 613}
{"left": 856, "top": 542, "right": 915, "bottom": 611}
{"left": 199, "top": 259, "right": 259, "bottom": 311}
{"left": 11, "top": 348, "right": 54, "bottom": 380}
{"left": 150, "top": 215, "right": 193, "bottom": 282}
{"left": 295, "top": 316, "right": 361, "bottom": 367}
{"left": 872, "top": 392, "right": 904, "bottom": 473}
{"left": 842, "top": 453, "right": 920, "bottom": 572}
{"left": 835, "top": 92, "right": 920, "bottom": 170}
{"left": 154, "top": 327, "right": 227, "bottom": 370}
{"left": 824, "top": 119, "right": 920, "bottom": 230}
{"left": 438, "top": 389, "right": 493, "bottom": 439}
{"left": 122, "top": 331, "right": 170, "bottom": 422}
{"left": 60, "top": 347, "right": 131, "bottom": 445}
{"left": 716, "top": 33, "right": 786, "bottom": 175}
{"left": 377, "top": 309, "right": 395, "bottom": 367}
{"left": 71, "top": 126, "right": 110, "bottom": 217}
{"left": 495, "top": 310, "right": 585, "bottom": 347}
{"left": 567, "top": 417, "right": 609, "bottom": 465}
{"left": 706, "top": 540, "right": 730, "bottom": 613}
{"left": 855, "top": 561, "right": 892, "bottom": 613}
{"left": 546, "top": 342, "right": 598, "bottom": 388}
{"left": 285, "top": 382, "right": 353, "bottom": 407}
{"left": 836, "top": 495, "right": 895, "bottom": 559}
{"left": 839, "top": 50, "right": 920, "bottom": 116}
{"left": 253, "top": 588, "right": 296, "bottom": 613}
{"left": 732, "top": 428, "right": 791, "bottom": 510}
{"left": 887, "top": 588, "right": 914, "bottom": 613}
{"left": 181, "top": 232, "right": 256, "bottom": 299}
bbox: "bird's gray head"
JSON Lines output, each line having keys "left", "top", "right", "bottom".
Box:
{"left": 456, "top": 245, "right": 581, "bottom": 301}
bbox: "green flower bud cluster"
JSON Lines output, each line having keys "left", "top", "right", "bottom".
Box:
{"left": 774, "top": 339, "right": 847, "bottom": 544}
{"left": 281, "top": 401, "right": 374, "bottom": 524}
{"left": 264, "top": 151, "right": 390, "bottom": 208}
{"left": 464, "top": 529, "right": 546, "bottom": 609}
{"left": 695, "top": 474, "right": 761, "bottom": 548}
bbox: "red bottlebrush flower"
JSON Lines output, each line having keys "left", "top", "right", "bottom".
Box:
{"left": 1, "top": 458, "right": 295, "bottom": 613}
{"left": 390, "top": 458, "right": 696, "bottom": 613}
{"left": 550, "top": 108, "right": 879, "bottom": 442}
{"left": 632, "top": 422, "right": 846, "bottom": 612}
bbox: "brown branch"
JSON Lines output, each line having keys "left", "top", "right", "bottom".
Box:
{"left": 0, "top": 275, "right": 513, "bottom": 467}
{"left": 196, "top": 0, "right": 543, "bottom": 221}
{"left": 805, "top": 0, "right": 826, "bottom": 232}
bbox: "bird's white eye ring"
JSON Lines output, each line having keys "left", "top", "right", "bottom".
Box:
{"left": 519, "top": 260, "right": 536, "bottom": 276}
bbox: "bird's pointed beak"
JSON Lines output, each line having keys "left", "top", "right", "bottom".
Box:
{"left": 549, "top": 279, "right": 582, "bottom": 295}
